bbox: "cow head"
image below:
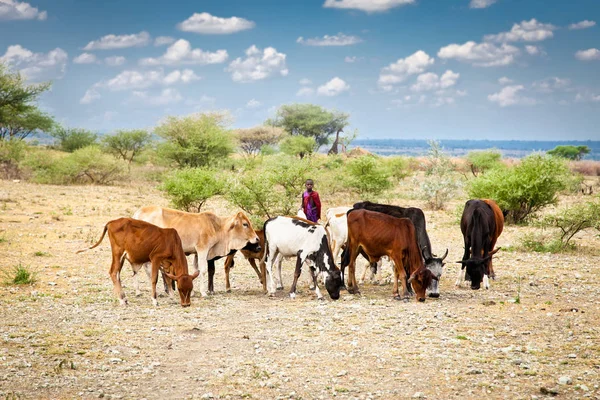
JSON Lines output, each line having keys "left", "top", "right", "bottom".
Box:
{"left": 164, "top": 270, "right": 199, "bottom": 307}
{"left": 408, "top": 267, "right": 438, "bottom": 302}
{"left": 456, "top": 247, "right": 500, "bottom": 290}
{"left": 229, "top": 212, "right": 260, "bottom": 251}
{"left": 325, "top": 268, "right": 343, "bottom": 300}
{"left": 424, "top": 248, "right": 448, "bottom": 298}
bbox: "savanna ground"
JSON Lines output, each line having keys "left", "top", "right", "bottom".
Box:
{"left": 1, "top": 177, "right": 599, "bottom": 400}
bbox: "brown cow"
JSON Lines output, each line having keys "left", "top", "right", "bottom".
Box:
{"left": 455, "top": 199, "right": 504, "bottom": 290}
{"left": 76, "top": 218, "right": 198, "bottom": 307}
{"left": 132, "top": 206, "right": 259, "bottom": 297}
{"left": 344, "top": 209, "right": 437, "bottom": 302}
{"left": 222, "top": 230, "right": 265, "bottom": 292}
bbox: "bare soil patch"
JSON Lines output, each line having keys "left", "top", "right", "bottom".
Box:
{"left": 1, "top": 181, "right": 599, "bottom": 400}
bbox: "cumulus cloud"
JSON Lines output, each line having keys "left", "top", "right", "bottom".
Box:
{"left": 139, "top": 39, "right": 228, "bottom": 66}
{"left": 96, "top": 68, "right": 200, "bottom": 91}
{"left": 525, "top": 45, "right": 544, "bottom": 55}
{"left": 177, "top": 12, "right": 255, "bottom": 34}
{"left": 0, "top": 44, "right": 67, "bottom": 80}
{"left": 488, "top": 85, "right": 536, "bottom": 107}
{"left": 226, "top": 45, "right": 288, "bottom": 83}
{"left": 154, "top": 36, "right": 175, "bottom": 46}
{"left": 323, "top": 0, "right": 415, "bottom": 13}
{"left": 569, "top": 20, "right": 596, "bottom": 30}
{"left": 484, "top": 19, "right": 557, "bottom": 43}
{"left": 0, "top": 0, "right": 46, "bottom": 20}
{"left": 498, "top": 76, "right": 513, "bottom": 85}
{"left": 296, "top": 87, "right": 315, "bottom": 97}
{"left": 410, "top": 70, "right": 459, "bottom": 92}
{"left": 296, "top": 33, "right": 363, "bottom": 46}
{"left": 575, "top": 91, "right": 600, "bottom": 103}
{"left": 105, "top": 56, "right": 125, "bottom": 66}
{"left": 469, "top": 0, "right": 497, "bottom": 9}
{"left": 129, "top": 88, "right": 183, "bottom": 106}
{"left": 73, "top": 53, "right": 97, "bottom": 64}
{"left": 575, "top": 48, "right": 600, "bottom": 61}
{"left": 532, "top": 77, "right": 571, "bottom": 93}
{"left": 80, "top": 88, "right": 101, "bottom": 104}
{"left": 317, "top": 77, "right": 350, "bottom": 96}
{"left": 438, "top": 41, "right": 519, "bottom": 67}
{"left": 83, "top": 31, "right": 150, "bottom": 51}
{"left": 378, "top": 50, "right": 434, "bottom": 90}
{"left": 246, "top": 99, "right": 262, "bottom": 108}
{"left": 299, "top": 78, "right": 312, "bottom": 85}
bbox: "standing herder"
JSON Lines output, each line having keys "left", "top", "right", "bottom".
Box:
{"left": 301, "top": 179, "right": 321, "bottom": 223}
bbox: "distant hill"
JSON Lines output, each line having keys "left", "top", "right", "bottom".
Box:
{"left": 350, "top": 139, "right": 600, "bottom": 160}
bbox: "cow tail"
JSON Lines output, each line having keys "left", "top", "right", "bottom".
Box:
{"left": 76, "top": 224, "right": 109, "bottom": 254}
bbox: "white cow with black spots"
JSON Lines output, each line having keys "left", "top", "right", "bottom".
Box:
{"left": 262, "top": 216, "right": 343, "bottom": 300}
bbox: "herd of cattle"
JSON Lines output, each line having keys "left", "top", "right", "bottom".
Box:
{"left": 76, "top": 199, "right": 504, "bottom": 307}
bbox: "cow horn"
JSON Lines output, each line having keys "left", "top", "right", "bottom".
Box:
{"left": 490, "top": 247, "right": 501, "bottom": 255}
{"left": 163, "top": 271, "right": 179, "bottom": 281}
{"left": 440, "top": 249, "right": 449, "bottom": 261}
{"left": 407, "top": 275, "right": 415, "bottom": 284}
{"left": 190, "top": 270, "right": 200, "bottom": 280}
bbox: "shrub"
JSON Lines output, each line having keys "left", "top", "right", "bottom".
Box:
{"left": 540, "top": 199, "right": 600, "bottom": 249}
{"left": 235, "top": 126, "right": 286, "bottom": 156}
{"left": 380, "top": 156, "right": 411, "bottom": 182}
{"left": 345, "top": 155, "right": 392, "bottom": 197}
{"left": 415, "top": 141, "right": 461, "bottom": 210}
{"left": 466, "top": 150, "right": 502, "bottom": 176}
{"left": 2, "top": 264, "right": 36, "bottom": 285}
{"left": 160, "top": 168, "right": 225, "bottom": 212}
{"left": 518, "top": 232, "right": 571, "bottom": 253}
{"left": 0, "top": 139, "right": 27, "bottom": 179}
{"left": 468, "top": 154, "right": 572, "bottom": 223}
{"left": 51, "top": 126, "right": 97, "bottom": 152}
{"left": 279, "top": 135, "right": 316, "bottom": 159}
{"left": 102, "top": 129, "right": 152, "bottom": 165}
{"left": 547, "top": 145, "right": 590, "bottom": 161}
{"left": 155, "top": 112, "right": 234, "bottom": 168}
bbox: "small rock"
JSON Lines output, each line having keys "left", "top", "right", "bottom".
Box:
{"left": 467, "top": 369, "right": 483, "bottom": 375}
{"left": 576, "top": 384, "right": 589, "bottom": 391}
{"left": 201, "top": 393, "right": 214, "bottom": 399}
{"left": 412, "top": 392, "right": 425, "bottom": 398}
{"left": 540, "top": 387, "right": 558, "bottom": 396}
{"left": 567, "top": 354, "right": 577, "bottom": 359}
{"left": 558, "top": 376, "right": 572, "bottom": 385}
{"left": 336, "top": 370, "right": 347, "bottom": 377}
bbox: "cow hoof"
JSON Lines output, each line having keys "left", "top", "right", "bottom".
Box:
{"left": 317, "top": 296, "right": 324, "bottom": 301}
{"left": 268, "top": 292, "right": 276, "bottom": 297}
{"left": 289, "top": 293, "right": 296, "bottom": 299}
{"left": 152, "top": 299, "right": 158, "bottom": 307}
{"left": 403, "top": 298, "right": 410, "bottom": 303}
{"left": 119, "top": 299, "right": 128, "bottom": 306}
{"left": 393, "top": 295, "right": 402, "bottom": 301}
{"left": 226, "top": 289, "right": 231, "bottom": 293}
{"left": 208, "top": 290, "right": 215, "bottom": 295}
{"left": 276, "top": 286, "right": 284, "bottom": 291}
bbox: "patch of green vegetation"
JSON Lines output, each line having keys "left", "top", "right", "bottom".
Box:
{"left": 456, "top": 335, "right": 469, "bottom": 340}
{"left": 335, "top": 387, "right": 349, "bottom": 393}
{"left": 0, "top": 236, "right": 7, "bottom": 243}
{"left": 544, "top": 301, "right": 552, "bottom": 305}
{"left": 33, "top": 251, "right": 50, "bottom": 257}
{"left": 2, "top": 264, "right": 36, "bottom": 285}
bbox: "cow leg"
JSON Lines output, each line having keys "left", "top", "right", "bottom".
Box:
{"left": 308, "top": 266, "right": 324, "bottom": 300}
{"left": 207, "top": 259, "right": 215, "bottom": 295}
{"left": 393, "top": 255, "right": 410, "bottom": 300}
{"left": 483, "top": 273, "right": 490, "bottom": 289}
{"left": 109, "top": 248, "right": 127, "bottom": 306}
{"left": 346, "top": 243, "right": 361, "bottom": 295}
{"left": 259, "top": 259, "right": 267, "bottom": 293}
{"left": 455, "top": 266, "right": 466, "bottom": 287}
{"left": 131, "top": 262, "right": 144, "bottom": 297}
{"left": 194, "top": 248, "right": 209, "bottom": 297}
{"left": 150, "top": 259, "right": 162, "bottom": 307}
{"left": 289, "top": 253, "right": 305, "bottom": 299}
{"left": 265, "top": 248, "right": 278, "bottom": 296}
{"left": 224, "top": 253, "right": 237, "bottom": 293}
{"left": 275, "top": 253, "right": 284, "bottom": 290}
{"left": 248, "top": 258, "right": 263, "bottom": 285}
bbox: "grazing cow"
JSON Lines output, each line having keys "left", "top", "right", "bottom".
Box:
{"left": 455, "top": 199, "right": 504, "bottom": 290}
{"left": 262, "top": 216, "right": 343, "bottom": 300}
{"left": 324, "top": 206, "right": 352, "bottom": 263}
{"left": 345, "top": 201, "right": 448, "bottom": 297}
{"left": 132, "top": 206, "right": 260, "bottom": 297}
{"left": 222, "top": 230, "right": 266, "bottom": 292}
{"left": 345, "top": 209, "right": 437, "bottom": 302}
{"left": 76, "top": 218, "right": 198, "bottom": 307}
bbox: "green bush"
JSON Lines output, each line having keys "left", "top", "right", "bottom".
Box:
{"left": 344, "top": 155, "right": 392, "bottom": 197}
{"left": 2, "top": 264, "right": 36, "bottom": 285}
{"left": 415, "top": 141, "right": 461, "bottom": 210}
{"left": 102, "top": 129, "right": 152, "bottom": 165}
{"left": 160, "top": 168, "right": 225, "bottom": 212}
{"left": 380, "top": 156, "right": 411, "bottom": 182}
{"left": 155, "top": 112, "right": 234, "bottom": 168}
{"left": 279, "top": 135, "right": 316, "bottom": 159}
{"left": 540, "top": 199, "right": 600, "bottom": 249}
{"left": 466, "top": 150, "right": 502, "bottom": 176}
{"left": 547, "top": 145, "right": 590, "bottom": 161}
{"left": 518, "top": 232, "right": 571, "bottom": 253}
{"left": 0, "top": 139, "right": 27, "bottom": 163}
{"left": 468, "top": 154, "right": 572, "bottom": 223}
{"left": 51, "top": 126, "right": 97, "bottom": 152}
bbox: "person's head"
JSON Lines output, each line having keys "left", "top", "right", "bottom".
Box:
{"left": 305, "top": 179, "right": 314, "bottom": 192}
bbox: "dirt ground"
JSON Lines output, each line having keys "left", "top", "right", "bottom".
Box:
{"left": 1, "top": 180, "right": 599, "bottom": 400}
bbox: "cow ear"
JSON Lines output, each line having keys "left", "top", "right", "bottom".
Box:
{"left": 407, "top": 271, "right": 416, "bottom": 284}
{"left": 163, "top": 271, "right": 178, "bottom": 280}
{"left": 190, "top": 270, "right": 199, "bottom": 280}
{"left": 490, "top": 247, "right": 501, "bottom": 255}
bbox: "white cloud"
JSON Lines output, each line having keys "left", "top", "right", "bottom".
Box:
{"left": 498, "top": 76, "right": 513, "bottom": 85}
{"left": 154, "top": 36, "right": 175, "bottom": 46}
{"left": 130, "top": 88, "right": 183, "bottom": 106}
{"left": 438, "top": 41, "right": 519, "bottom": 67}
{"left": 163, "top": 69, "right": 201, "bottom": 85}
{"left": 524, "top": 45, "right": 544, "bottom": 55}
{"left": 105, "top": 56, "right": 125, "bottom": 66}
{"left": 0, "top": 44, "right": 68, "bottom": 80}
{"left": 532, "top": 77, "right": 571, "bottom": 93}
{"left": 80, "top": 88, "right": 101, "bottom": 104}
{"left": 299, "top": 78, "right": 312, "bottom": 85}
{"left": 378, "top": 50, "right": 434, "bottom": 90}
{"left": 575, "top": 48, "right": 600, "bottom": 61}
{"left": 344, "top": 56, "right": 361, "bottom": 63}
{"left": 226, "top": 45, "right": 288, "bottom": 83}
{"left": 139, "top": 39, "right": 228, "bottom": 66}
{"left": 99, "top": 68, "right": 200, "bottom": 91}
{"left": 177, "top": 12, "right": 255, "bottom": 34}
{"left": 323, "top": 0, "right": 415, "bottom": 13}
{"left": 296, "top": 33, "right": 363, "bottom": 46}
{"left": 246, "top": 99, "right": 262, "bottom": 108}
{"left": 410, "top": 70, "right": 459, "bottom": 92}
{"left": 317, "top": 77, "right": 350, "bottom": 96}
{"left": 296, "top": 87, "right": 315, "bottom": 97}
{"left": 569, "top": 20, "right": 596, "bottom": 30}
{"left": 469, "top": 0, "right": 497, "bottom": 9}
{"left": 488, "top": 85, "right": 536, "bottom": 107}
{"left": 575, "top": 91, "right": 600, "bottom": 103}
{"left": 73, "top": 53, "right": 97, "bottom": 64}
{"left": 0, "top": 0, "right": 46, "bottom": 20}
{"left": 83, "top": 31, "right": 150, "bottom": 51}
{"left": 484, "top": 19, "right": 557, "bottom": 43}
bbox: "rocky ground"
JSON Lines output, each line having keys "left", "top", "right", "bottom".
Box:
{"left": 0, "top": 180, "right": 599, "bottom": 400}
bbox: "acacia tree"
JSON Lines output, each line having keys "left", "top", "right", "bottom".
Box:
{"left": 547, "top": 145, "right": 590, "bottom": 161}
{"left": 267, "top": 104, "right": 349, "bottom": 150}
{"left": 102, "top": 129, "right": 152, "bottom": 165}
{"left": 235, "top": 126, "right": 285, "bottom": 156}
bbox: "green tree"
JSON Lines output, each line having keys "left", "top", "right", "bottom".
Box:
{"left": 466, "top": 149, "right": 502, "bottom": 176}
{"left": 160, "top": 168, "right": 225, "bottom": 212}
{"left": 541, "top": 199, "right": 600, "bottom": 249}
{"left": 0, "top": 63, "right": 54, "bottom": 140}
{"left": 547, "top": 145, "right": 590, "bottom": 161}
{"left": 155, "top": 112, "right": 234, "bottom": 168}
{"left": 415, "top": 141, "right": 461, "bottom": 210}
{"left": 102, "top": 129, "right": 152, "bottom": 165}
{"left": 51, "top": 125, "right": 98, "bottom": 152}
{"left": 279, "top": 135, "right": 316, "bottom": 159}
{"left": 468, "top": 154, "right": 572, "bottom": 223}
{"left": 268, "top": 103, "right": 349, "bottom": 149}
{"left": 235, "top": 126, "right": 285, "bottom": 156}
{"left": 345, "top": 155, "right": 392, "bottom": 197}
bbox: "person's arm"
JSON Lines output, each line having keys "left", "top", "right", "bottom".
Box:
{"left": 314, "top": 192, "right": 322, "bottom": 221}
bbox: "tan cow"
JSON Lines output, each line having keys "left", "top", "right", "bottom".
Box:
{"left": 132, "top": 206, "right": 260, "bottom": 297}
{"left": 76, "top": 218, "right": 198, "bottom": 307}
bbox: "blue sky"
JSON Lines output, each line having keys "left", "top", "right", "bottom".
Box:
{"left": 1, "top": 0, "right": 599, "bottom": 140}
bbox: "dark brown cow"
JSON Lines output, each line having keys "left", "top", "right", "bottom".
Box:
{"left": 345, "top": 209, "right": 437, "bottom": 302}
{"left": 76, "top": 218, "right": 198, "bottom": 307}
{"left": 456, "top": 199, "right": 504, "bottom": 290}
